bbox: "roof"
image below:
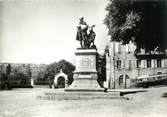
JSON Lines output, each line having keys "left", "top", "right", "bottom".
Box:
{"left": 55, "top": 69, "right": 67, "bottom": 78}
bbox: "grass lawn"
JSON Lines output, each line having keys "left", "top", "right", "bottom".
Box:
{"left": 0, "top": 87, "right": 167, "bottom": 117}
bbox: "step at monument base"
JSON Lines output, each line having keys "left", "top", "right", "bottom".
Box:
{"left": 37, "top": 91, "right": 123, "bottom": 100}
{"left": 65, "top": 88, "right": 104, "bottom": 92}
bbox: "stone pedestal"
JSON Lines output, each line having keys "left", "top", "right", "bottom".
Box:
{"left": 65, "top": 49, "right": 104, "bottom": 91}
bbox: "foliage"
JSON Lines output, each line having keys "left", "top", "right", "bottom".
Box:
{"left": 0, "top": 61, "right": 75, "bottom": 87}
{"left": 6, "top": 64, "right": 11, "bottom": 75}
{"left": 104, "top": 0, "right": 167, "bottom": 52}
{"left": 1, "top": 64, "right": 34, "bottom": 88}
{"left": 27, "top": 64, "right": 32, "bottom": 78}
{"left": 97, "top": 53, "right": 106, "bottom": 87}
{"left": 11, "top": 72, "right": 31, "bottom": 87}
{"left": 44, "top": 59, "right": 75, "bottom": 85}
{"left": 0, "top": 64, "right": 12, "bottom": 89}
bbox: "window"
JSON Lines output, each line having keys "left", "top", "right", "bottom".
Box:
{"left": 137, "top": 60, "right": 141, "bottom": 68}
{"left": 127, "top": 60, "right": 131, "bottom": 69}
{"left": 147, "top": 59, "right": 151, "bottom": 68}
{"left": 158, "top": 72, "right": 162, "bottom": 74}
{"left": 116, "top": 60, "right": 121, "bottom": 69}
{"left": 119, "top": 75, "right": 123, "bottom": 85}
{"left": 125, "top": 75, "right": 130, "bottom": 88}
{"left": 118, "top": 43, "right": 121, "bottom": 53}
{"left": 157, "top": 59, "right": 162, "bottom": 67}
{"left": 141, "top": 60, "right": 146, "bottom": 68}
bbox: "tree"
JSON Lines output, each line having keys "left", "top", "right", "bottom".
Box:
{"left": 5, "top": 64, "right": 12, "bottom": 89}
{"left": 57, "top": 60, "right": 75, "bottom": 85}
{"left": 6, "top": 64, "right": 11, "bottom": 75}
{"left": 97, "top": 53, "right": 106, "bottom": 87}
{"left": 44, "top": 60, "right": 75, "bottom": 85}
{"left": 104, "top": 0, "right": 167, "bottom": 52}
{"left": 27, "top": 64, "right": 32, "bottom": 78}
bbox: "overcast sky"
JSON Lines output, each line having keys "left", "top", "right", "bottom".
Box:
{"left": 0, "top": 0, "right": 109, "bottom": 64}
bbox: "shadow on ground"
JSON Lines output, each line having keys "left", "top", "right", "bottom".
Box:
{"left": 120, "top": 90, "right": 147, "bottom": 96}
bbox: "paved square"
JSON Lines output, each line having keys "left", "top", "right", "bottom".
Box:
{"left": 0, "top": 87, "right": 167, "bottom": 117}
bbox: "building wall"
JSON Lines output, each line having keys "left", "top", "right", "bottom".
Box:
{"left": 106, "top": 41, "right": 167, "bottom": 89}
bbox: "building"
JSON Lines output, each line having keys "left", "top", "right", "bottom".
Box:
{"left": 53, "top": 69, "right": 68, "bottom": 88}
{"left": 105, "top": 40, "right": 167, "bottom": 89}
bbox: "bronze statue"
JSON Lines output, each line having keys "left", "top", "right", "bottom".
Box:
{"left": 76, "top": 17, "right": 96, "bottom": 49}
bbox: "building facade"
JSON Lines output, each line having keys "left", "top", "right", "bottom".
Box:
{"left": 105, "top": 40, "right": 167, "bottom": 89}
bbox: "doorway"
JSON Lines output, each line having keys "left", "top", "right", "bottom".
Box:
{"left": 57, "top": 76, "right": 65, "bottom": 88}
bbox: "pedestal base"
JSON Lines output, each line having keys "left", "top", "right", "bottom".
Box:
{"left": 65, "top": 49, "right": 104, "bottom": 92}
{"left": 65, "top": 72, "right": 104, "bottom": 92}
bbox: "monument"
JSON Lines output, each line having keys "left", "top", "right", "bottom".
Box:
{"left": 39, "top": 18, "right": 121, "bottom": 100}
{"left": 65, "top": 17, "right": 104, "bottom": 91}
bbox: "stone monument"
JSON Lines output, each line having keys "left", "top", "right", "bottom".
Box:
{"left": 65, "top": 17, "right": 104, "bottom": 91}
{"left": 38, "top": 18, "right": 121, "bottom": 99}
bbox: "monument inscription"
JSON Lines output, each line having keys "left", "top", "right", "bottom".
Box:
{"left": 78, "top": 56, "right": 94, "bottom": 67}
{"left": 76, "top": 55, "right": 96, "bottom": 72}
{"left": 79, "top": 57, "right": 93, "bottom": 66}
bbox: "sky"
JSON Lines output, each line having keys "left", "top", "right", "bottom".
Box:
{"left": 0, "top": 0, "right": 109, "bottom": 64}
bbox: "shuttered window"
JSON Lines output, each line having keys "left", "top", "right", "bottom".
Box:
{"left": 157, "top": 59, "right": 162, "bottom": 67}
{"left": 147, "top": 59, "right": 151, "bottom": 68}
{"left": 137, "top": 60, "right": 141, "bottom": 68}
{"left": 116, "top": 60, "right": 121, "bottom": 69}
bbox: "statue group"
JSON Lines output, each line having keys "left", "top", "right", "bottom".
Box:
{"left": 76, "top": 17, "right": 96, "bottom": 49}
{"left": 66, "top": 17, "right": 103, "bottom": 92}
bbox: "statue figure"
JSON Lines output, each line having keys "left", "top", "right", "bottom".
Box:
{"left": 88, "top": 25, "right": 96, "bottom": 49}
{"left": 76, "top": 17, "right": 96, "bottom": 49}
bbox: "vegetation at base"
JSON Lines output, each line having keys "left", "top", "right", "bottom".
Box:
{"left": 97, "top": 54, "right": 106, "bottom": 87}
{"left": 0, "top": 60, "right": 75, "bottom": 89}
{"left": 42, "top": 59, "right": 75, "bottom": 85}
{"left": 1, "top": 64, "right": 33, "bottom": 89}
{"left": 104, "top": 0, "right": 167, "bottom": 52}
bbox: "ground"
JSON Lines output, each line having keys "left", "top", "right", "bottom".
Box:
{"left": 0, "top": 86, "right": 167, "bottom": 117}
